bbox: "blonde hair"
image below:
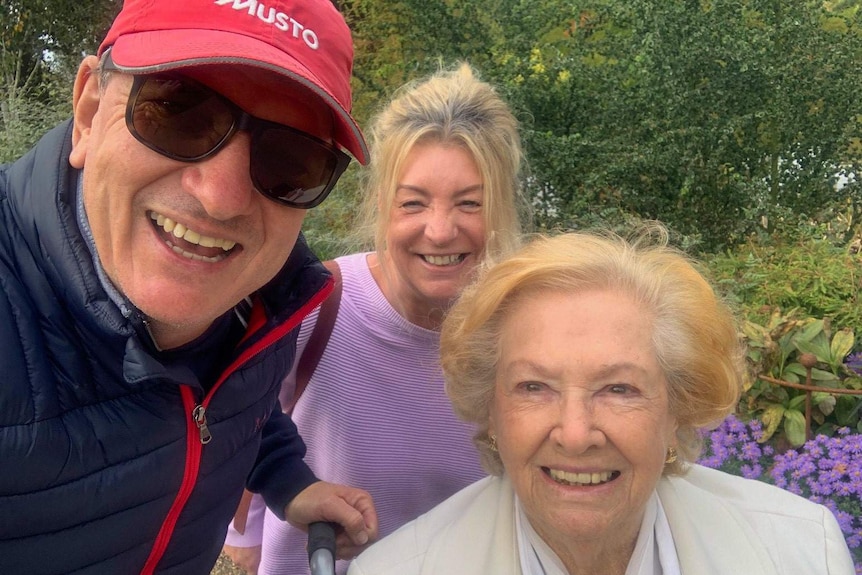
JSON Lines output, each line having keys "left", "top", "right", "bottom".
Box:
{"left": 356, "top": 63, "right": 530, "bottom": 262}
{"left": 440, "top": 224, "right": 744, "bottom": 475}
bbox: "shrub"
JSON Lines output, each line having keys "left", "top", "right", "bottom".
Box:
{"left": 706, "top": 233, "right": 862, "bottom": 335}
{"left": 705, "top": 233, "right": 862, "bottom": 447}
{"left": 738, "top": 310, "right": 862, "bottom": 447}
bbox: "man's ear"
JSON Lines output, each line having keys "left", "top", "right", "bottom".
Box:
{"left": 69, "top": 55, "right": 102, "bottom": 169}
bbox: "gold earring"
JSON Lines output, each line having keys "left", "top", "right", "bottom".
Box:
{"left": 488, "top": 434, "right": 498, "bottom": 452}
{"left": 665, "top": 446, "right": 678, "bottom": 464}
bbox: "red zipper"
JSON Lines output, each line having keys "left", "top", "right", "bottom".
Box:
{"left": 139, "top": 278, "right": 333, "bottom": 573}
{"left": 139, "top": 386, "right": 201, "bottom": 575}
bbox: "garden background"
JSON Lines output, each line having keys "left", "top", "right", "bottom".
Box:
{"left": 2, "top": 1, "right": 860, "bottom": 572}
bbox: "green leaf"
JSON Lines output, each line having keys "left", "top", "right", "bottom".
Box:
{"left": 742, "top": 320, "right": 769, "bottom": 345}
{"left": 784, "top": 363, "right": 807, "bottom": 377}
{"left": 796, "top": 319, "right": 825, "bottom": 343}
{"left": 787, "top": 395, "right": 807, "bottom": 410}
{"left": 830, "top": 328, "right": 855, "bottom": 363}
{"left": 834, "top": 396, "right": 859, "bottom": 426}
{"left": 778, "top": 332, "right": 798, "bottom": 361}
{"left": 795, "top": 338, "right": 831, "bottom": 363}
{"left": 783, "top": 410, "right": 807, "bottom": 447}
{"left": 759, "top": 404, "right": 785, "bottom": 442}
{"left": 810, "top": 367, "right": 840, "bottom": 381}
{"left": 814, "top": 393, "right": 836, "bottom": 416}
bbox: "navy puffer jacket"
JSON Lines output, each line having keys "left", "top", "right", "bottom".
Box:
{"left": 0, "top": 121, "right": 328, "bottom": 574}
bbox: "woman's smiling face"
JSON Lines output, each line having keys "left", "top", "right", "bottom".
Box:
{"left": 378, "top": 142, "right": 486, "bottom": 328}
{"left": 490, "top": 288, "right": 678, "bottom": 555}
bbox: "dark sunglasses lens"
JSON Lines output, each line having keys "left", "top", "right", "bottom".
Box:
{"left": 130, "top": 76, "right": 235, "bottom": 159}
{"left": 252, "top": 128, "right": 347, "bottom": 208}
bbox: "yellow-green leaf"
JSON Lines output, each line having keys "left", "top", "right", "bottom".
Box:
{"left": 759, "top": 404, "right": 785, "bottom": 442}
{"left": 783, "top": 410, "right": 807, "bottom": 447}
{"left": 831, "top": 328, "right": 854, "bottom": 362}
{"left": 821, "top": 16, "right": 848, "bottom": 33}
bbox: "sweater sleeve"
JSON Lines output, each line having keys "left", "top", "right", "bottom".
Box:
{"left": 246, "top": 402, "right": 319, "bottom": 520}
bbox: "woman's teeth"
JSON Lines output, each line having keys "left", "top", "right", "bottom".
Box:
{"left": 548, "top": 469, "right": 616, "bottom": 486}
{"left": 423, "top": 254, "right": 464, "bottom": 266}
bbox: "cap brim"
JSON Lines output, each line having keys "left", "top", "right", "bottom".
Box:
{"left": 107, "top": 29, "right": 368, "bottom": 165}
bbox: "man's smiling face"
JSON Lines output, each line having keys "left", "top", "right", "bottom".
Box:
{"left": 70, "top": 58, "right": 334, "bottom": 348}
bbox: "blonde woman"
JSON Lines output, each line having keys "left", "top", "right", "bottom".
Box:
{"left": 224, "top": 63, "right": 530, "bottom": 574}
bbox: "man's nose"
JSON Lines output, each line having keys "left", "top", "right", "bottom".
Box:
{"left": 181, "top": 132, "right": 256, "bottom": 220}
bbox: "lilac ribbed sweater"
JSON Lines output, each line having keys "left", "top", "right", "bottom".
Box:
{"left": 253, "top": 252, "right": 484, "bottom": 574}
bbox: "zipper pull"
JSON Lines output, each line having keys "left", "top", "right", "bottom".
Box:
{"left": 192, "top": 405, "right": 212, "bottom": 444}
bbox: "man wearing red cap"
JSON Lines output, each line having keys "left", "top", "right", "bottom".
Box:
{"left": 0, "top": 0, "right": 378, "bottom": 573}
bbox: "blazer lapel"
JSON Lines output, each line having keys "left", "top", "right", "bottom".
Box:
{"left": 658, "top": 472, "right": 779, "bottom": 575}
{"left": 422, "top": 475, "right": 522, "bottom": 575}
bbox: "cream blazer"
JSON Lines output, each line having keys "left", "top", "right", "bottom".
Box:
{"left": 348, "top": 464, "right": 854, "bottom": 575}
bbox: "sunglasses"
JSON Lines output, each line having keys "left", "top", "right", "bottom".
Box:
{"left": 102, "top": 54, "right": 351, "bottom": 209}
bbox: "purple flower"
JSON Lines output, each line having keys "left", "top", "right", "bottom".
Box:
{"left": 741, "top": 463, "right": 762, "bottom": 479}
{"left": 741, "top": 441, "right": 762, "bottom": 461}
{"left": 844, "top": 351, "right": 862, "bottom": 376}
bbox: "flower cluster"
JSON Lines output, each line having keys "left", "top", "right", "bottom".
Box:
{"left": 698, "top": 415, "right": 774, "bottom": 479}
{"left": 844, "top": 351, "right": 862, "bottom": 377}
{"left": 699, "top": 416, "right": 861, "bottom": 573}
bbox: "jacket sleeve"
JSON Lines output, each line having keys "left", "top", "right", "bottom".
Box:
{"left": 246, "top": 402, "right": 318, "bottom": 520}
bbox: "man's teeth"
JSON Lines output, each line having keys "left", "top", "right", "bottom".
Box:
{"left": 548, "top": 469, "right": 615, "bottom": 486}
{"left": 423, "top": 254, "right": 464, "bottom": 266}
{"left": 150, "top": 212, "right": 236, "bottom": 251}
{"left": 150, "top": 212, "right": 236, "bottom": 263}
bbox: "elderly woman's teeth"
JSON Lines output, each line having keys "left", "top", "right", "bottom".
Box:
{"left": 548, "top": 469, "right": 614, "bottom": 486}
{"left": 150, "top": 212, "right": 236, "bottom": 251}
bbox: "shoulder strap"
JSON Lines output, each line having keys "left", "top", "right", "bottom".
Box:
{"left": 232, "top": 262, "right": 342, "bottom": 535}
{"left": 285, "top": 260, "right": 342, "bottom": 414}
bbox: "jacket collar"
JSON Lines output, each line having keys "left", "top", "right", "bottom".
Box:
{"left": 420, "top": 475, "right": 521, "bottom": 574}
{"left": 657, "top": 468, "right": 779, "bottom": 575}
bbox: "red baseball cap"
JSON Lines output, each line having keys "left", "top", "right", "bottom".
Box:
{"left": 99, "top": 0, "right": 368, "bottom": 164}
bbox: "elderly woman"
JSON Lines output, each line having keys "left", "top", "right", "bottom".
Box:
{"left": 349, "top": 227, "right": 855, "bottom": 575}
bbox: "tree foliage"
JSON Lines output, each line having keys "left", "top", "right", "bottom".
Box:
{"left": 345, "top": 0, "right": 862, "bottom": 252}
{"left": 2, "top": 0, "right": 861, "bottom": 255}
{"left": 0, "top": 0, "right": 118, "bottom": 161}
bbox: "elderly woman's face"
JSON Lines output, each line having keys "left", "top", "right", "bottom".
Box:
{"left": 489, "top": 289, "right": 678, "bottom": 551}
